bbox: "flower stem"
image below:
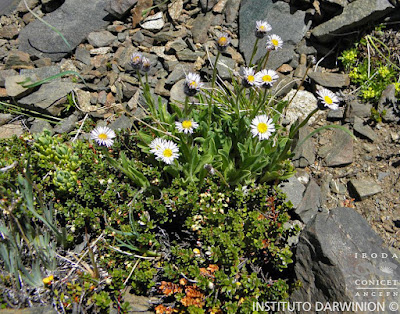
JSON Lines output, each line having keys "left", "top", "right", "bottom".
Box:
{"left": 249, "top": 38, "right": 259, "bottom": 67}
{"left": 261, "top": 51, "right": 270, "bottom": 70}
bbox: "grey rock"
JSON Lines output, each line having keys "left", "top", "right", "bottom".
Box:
{"left": 106, "top": 0, "right": 138, "bottom": 18}
{"left": 0, "top": 0, "right": 20, "bottom": 16}
{"left": 308, "top": 71, "right": 350, "bottom": 88}
{"left": 166, "top": 38, "right": 188, "bottom": 52}
{"left": 29, "top": 119, "right": 54, "bottom": 135}
{"left": 312, "top": 0, "right": 395, "bottom": 43}
{"left": 225, "top": 0, "right": 241, "bottom": 23}
{"left": 296, "top": 179, "right": 321, "bottom": 224}
{"left": 123, "top": 293, "right": 153, "bottom": 313}
{"left": 345, "top": 99, "right": 372, "bottom": 120}
{"left": 378, "top": 84, "right": 399, "bottom": 123}
{"left": 327, "top": 107, "right": 345, "bottom": 120}
{"left": 0, "top": 122, "right": 24, "bottom": 139}
{"left": 170, "top": 79, "right": 186, "bottom": 105}
{"left": 21, "top": 66, "right": 60, "bottom": 82}
{"left": 0, "top": 113, "right": 13, "bottom": 126}
{"left": 209, "top": 55, "right": 236, "bottom": 80}
{"left": 348, "top": 178, "right": 382, "bottom": 200}
{"left": 270, "top": 73, "right": 296, "bottom": 97}
{"left": 239, "top": 0, "right": 309, "bottom": 68}
{"left": 283, "top": 90, "right": 324, "bottom": 125}
{"left": 168, "top": 0, "right": 183, "bottom": 21}
{"left": 16, "top": 0, "right": 40, "bottom": 13}
{"left": 110, "top": 114, "right": 133, "bottom": 131}
{"left": 291, "top": 207, "right": 400, "bottom": 310}
{"left": 75, "top": 47, "right": 91, "bottom": 65}
{"left": 117, "top": 32, "right": 127, "bottom": 42}
{"left": 165, "top": 63, "right": 194, "bottom": 85}
{"left": 53, "top": 111, "right": 82, "bottom": 134}
{"left": 377, "top": 171, "right": 390, "bottom": 181}
{"left": 131, "top": 30, "right": 145, "bottom": 43}
{"left": 141, "top": 12, "right": 165, "bottom": 30}
{"left": 353, "top": 116, "right": 377, "bottom": 142}
{"left": 19, "top": 80, "right": 78, "bottom": 110}
{"left": 176, "top": 49, "right": 204, "bottom": 62}
{"left": 18, "top": 0, "right": 110, "bottom": 61}
{"left": 200, "top": 0, "right": 218, "bottom": 11}
{"left": 5, "top": 75, "right": 32, "bottom": 98}
{"left": 0, "top": 25, "right": 19, "bottom": 40}
{"left": 115, "top": 46, "right": 136, "bottom": 70}
{"left": 0, "top": 69, "right": 18, "bottom": 87}
{"left": 279, "top": 176, "right": 306, "bottom": 209}
{"left": 292, "top": 126, "right": 315, "bottom": 168}
{"left": 87, "top": 31, "right": 117, "bottom": 48}
{"left": 5, "top": 51, "right": 33, "bottom": 69}
{"left": 318, "top": 127, "right": 353, "bottom": 166}
{"left": 0, "top": 305, "right": 58, "bottom": 314}
{"left": 192, "top": 12, "right": 214, "bottom": 44}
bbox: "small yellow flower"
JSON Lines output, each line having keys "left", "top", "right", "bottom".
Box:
{"left": 43, "top": 275, "right": 54, "bottom": 285}
{"left": 378, "top": 66, "right": 390, "bottom": 78}
{"left": 193, "top": 248, "right": 201, "bottom": 256}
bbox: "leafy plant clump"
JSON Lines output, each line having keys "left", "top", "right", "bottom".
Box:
{"left": 339, "top": 25, "right": 400, "bottom": 103}
{"left": 0, "top": 19, "right": 346, "bottom": 314}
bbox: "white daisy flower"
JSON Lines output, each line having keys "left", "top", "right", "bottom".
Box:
{"left": 250, "top": 115, "right": 276, "bottom": 140}
{"left": 130, "top": 52, "right": 143, "bottom": 70}
{"left": 266, "top": 34, "right": 283, "bottom": 51}
{"left": 155, "top": 140, "right": 179, "bottom": 165}
{"left": 255, "top": 69, "right": 279, "bottom": 87}
{"left": 90, "top": 126, "right": 116, "bottom": 148}
{"left": 141, "top": 56, "right": 151, "bottom": 72}
{"left": 216, "top": 32, "right": 231, "bottom": 51}
{"left": 242, "top": 67, "right": 258, "bottom": 87}
{"left": 255, "top": 20, "right": 272, "bottom": 38}
{"left": 184, "top": 72, "right": 203, "bottom": 96}
{"left": 149, "top": 138, "right": 166, "bottom": 155}
{"left": 316, "top": 88, "right": 340, "bottom": 110}
{"left": 175, "top": 119, "right": 199, "bottom": 134}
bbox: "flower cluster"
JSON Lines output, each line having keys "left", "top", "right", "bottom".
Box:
{"left": 130, "top": 52, "right": 151, "bottom": 72}
{"left": 242, "top": 67, "right": 278, "bottom": 88}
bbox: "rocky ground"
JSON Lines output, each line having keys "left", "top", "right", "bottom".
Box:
{"left": 0, "top": 0, "right": 399, "bottom": 311}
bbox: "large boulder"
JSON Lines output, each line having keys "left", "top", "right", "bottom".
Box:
{"left": 18, "top": 0, "right": 110, "bottom": 61}
{"left": 291, "top": 207, "right": 400, "bottom": 313}
{"left": 312, "top": 0, "right": 395, "bottom": 43}
{"left": 239, "top": 0, "right": 310, "bottom": 69}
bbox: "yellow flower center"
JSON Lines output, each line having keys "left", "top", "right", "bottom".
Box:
{"left": 163, "top": 148, "right": 173, "bottom": 158}
{"left": 263, "top": 75, "right": 272, "bottom": 82}
{"left": 247, "top": 75, "right": 255, "bottom": 82}
{"left": 98, "top": 133, "right": 108, "bottom": 140}
{"left": 257, "top": 122, "right": 268, "bottom": 133}
{"left": 182, "top": 120, "right": 192, "bottom": 129}
{"left": 189, "top": 81, "right": 197, "bottom": 88}
{"left": 324, "top": 95, "right": 333, "bottom": 104}
{"left": 218, "top": 37, "right": 227, "bottom": 46}
{"left": 260, "top": 25, "right": 265, "bottom": 31}
{"left": 133, "top": 56, "right": 140, "bottom": 63}
{"left": 271, "top": 39, "right": 279, "bottom": 47}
